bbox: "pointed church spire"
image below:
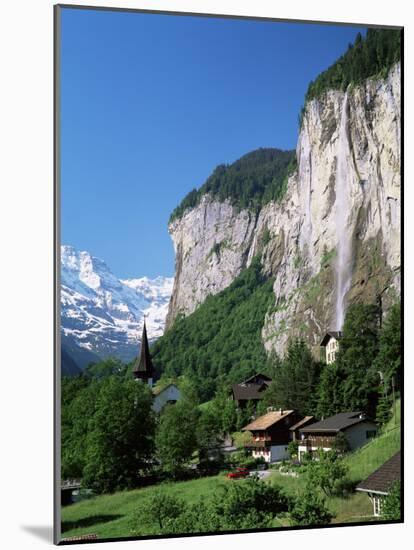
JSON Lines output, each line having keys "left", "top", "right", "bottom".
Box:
{"left": 133, "top": 318, "right": 154, "bottom": 386}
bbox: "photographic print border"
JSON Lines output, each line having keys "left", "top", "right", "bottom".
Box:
{"left": 54, "top": 3, "right": 404, "bottom": 545}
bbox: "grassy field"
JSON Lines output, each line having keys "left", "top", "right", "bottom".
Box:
{"left": 345, "top": 399, "right": 400, "bottom": 483}
{"left": 61, "top": 400, "right": 401, "bottom": 540}
{"left": 61, "top": 474, "right": 230, "bottom": 540}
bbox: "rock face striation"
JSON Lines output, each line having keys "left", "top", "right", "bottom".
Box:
{"left": 166, "top": 64, "right": 401, "bottom": 357}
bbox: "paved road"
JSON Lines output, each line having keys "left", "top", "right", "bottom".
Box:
{"left": 249, "top": 470, "right": 273, "bottom": 480}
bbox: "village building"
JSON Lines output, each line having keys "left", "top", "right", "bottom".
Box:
{"left": 231, "top": 373, "right": 272, "bottom": 409}
{"left": 320, "top": 331, "right": 342, "bottom": 364}
{"left": 133, "top": 320, "right": 181, "bottom": 412}
{"left": 297, "top": 411, "right": 377, "bottom": 461}
{"left": 289, "top": 416, "right": 314, "bottom": 442}
{"left": 133, "top": 320, "right": 154, "bottom": 387}
{"left": 152, "top": 383, "right": 181, "bottom": 413}
{"left": 356, "top": 451, "right": 401, "bottom": 517}
{"left": 242, "top": 409, "right": 301, "bottom": 463}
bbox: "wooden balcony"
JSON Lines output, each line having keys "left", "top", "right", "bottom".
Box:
{"left": 244, "top": 439, "right": 271, "bottom": 449}
{"left": 298, "top": 437, "right": 336, "bottom": 449}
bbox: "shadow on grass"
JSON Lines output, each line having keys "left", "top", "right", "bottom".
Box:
{"left": 62, "top": 514, "right": 122, "bottom": 532}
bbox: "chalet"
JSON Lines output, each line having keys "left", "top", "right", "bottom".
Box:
{"left": 152, "top": 383, "right": 181, "bottom": 413}
{"left": 133, "top": 320, "right": 181, "bottom": 413}
{"left": 289, "top": 416, "right": 314, "bottom": 442}
{"left": 356, "top": 451, "right": 401, "bottom": 517}
{"left": 298, "top": 411, "right": 377, "bottom": 461}
{"left": 231, "top": 373, "right": 272, "bottom": 408}
{"left": 320, "top": 331, "right": 342, "bottom": 364}
{"left": 242, "top": 409, "right": 300, "bottom": 462}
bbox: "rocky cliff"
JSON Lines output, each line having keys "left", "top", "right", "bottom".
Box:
{"left": 166, "top": 63, "right": 401, "bottom": 357}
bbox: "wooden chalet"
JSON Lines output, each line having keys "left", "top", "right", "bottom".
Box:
{"left": 242, "top": 409, "right": 301, "bottom": 462}
{"left": 298, "top": 411, "right": 377, "bottom": 461}
{"left": 289, "top": 416, "right": 314, "bottom": 442}
{"left": 356, "top": 451, "right": 401, "bottom": 516}
{"left": 231, "top": 373, "right": 272, "bottom": 408}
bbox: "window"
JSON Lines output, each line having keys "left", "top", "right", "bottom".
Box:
{"left": 366, "top": 430, "right": 376, "bottom": 439}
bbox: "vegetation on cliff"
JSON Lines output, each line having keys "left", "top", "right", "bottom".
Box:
{"left": 151, "top": 257, "right": 275, "bottom": 401}
{"left": 169, "top": 148, "right": 296, "bottom": 222}
{"left": 302, "top": 28, "right": 401, "bottom": 114}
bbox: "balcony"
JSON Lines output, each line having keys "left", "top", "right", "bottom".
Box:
{"left": 298, "top": 437, "right": 335, "bottom": 449}
{"left": 244, "top": 439, "right": 271, "bottom": 449}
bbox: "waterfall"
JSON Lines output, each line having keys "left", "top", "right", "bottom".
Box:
{"left": 334, "top": 94, "right": 353, "bottom": 330}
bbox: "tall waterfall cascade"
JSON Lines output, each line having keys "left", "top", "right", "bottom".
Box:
{"left": 334, "top": 93, "right": 354, "bottom": 330}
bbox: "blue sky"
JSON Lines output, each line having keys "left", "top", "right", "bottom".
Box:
{"left": 60, "top": 7, "right": 366, "bottom": 278}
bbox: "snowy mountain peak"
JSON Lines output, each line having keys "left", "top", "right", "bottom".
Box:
{"left": 61, "top": 245, "right": 173, "bottom": 370}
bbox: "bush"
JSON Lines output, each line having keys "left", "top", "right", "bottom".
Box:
{"left": 381, "top": 481, "right": 401, "bottom": 521}
{"left": 132, "top": 492, "right": 186, "bottom": 533}
{"left": 287, "top": 440, "right": 299, "bottom": 459}
{"left": 289, "top": 488, "right": 333, "bottom": 526}
{"left": 306, "top": 451, "right": 349, "bottom": 497}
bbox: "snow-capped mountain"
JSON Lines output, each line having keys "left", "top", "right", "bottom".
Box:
{"left": 61, "top": 245, "right": 173, "bottom": 369}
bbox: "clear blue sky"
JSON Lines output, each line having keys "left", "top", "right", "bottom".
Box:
{"left": 60, "top": 7, "right": 366, "bottom": 278}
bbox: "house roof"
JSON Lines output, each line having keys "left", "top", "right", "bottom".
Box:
{"left": 232, "top": 383, "right": 267, "bottom": 401}
{"left": 289, "top": 416, "right": 314, "bottom": 432}
{"left": 356, "top": 452, "right": 401, "bottom": 495}
{"left": 152, "top": 383, "right": 178, "bottom": 397}
{"left": 300, "top": 412, "right": 373, "bottom": 433}
{"left": 242, "top": 410, "right": 294, "bottom": 431}
{"left": 320, "top": 331, "right": 342, "bottom": 346}
{"left": 243, "top": 373, "right": 272, "bottom": 384}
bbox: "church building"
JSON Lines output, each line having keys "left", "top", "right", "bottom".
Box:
{"left": 132, "top": 320, "right": 154, "bottom": 387}
{"left": 133, "top": 320, "right": 181, "bottom": 412}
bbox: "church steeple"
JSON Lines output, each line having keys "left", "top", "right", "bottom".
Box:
{"left": 132, "top": 319, "right": 154, "bottom": 387}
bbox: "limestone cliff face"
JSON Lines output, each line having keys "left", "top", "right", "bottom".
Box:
{"left": 166, "top": 64, "right": 401, "bottom": 355}
{"left": 165, "top": 198, "right": 258, "bottom": 327}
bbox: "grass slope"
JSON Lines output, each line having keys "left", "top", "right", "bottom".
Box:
{"left": 267, "top": 399, "right": 401, "bottom": 523}
{"left": 61, "top": 475, "right": 229, "bottom": 540}
{"left": 345, "top": 399, "right": 401, "bottom": 483}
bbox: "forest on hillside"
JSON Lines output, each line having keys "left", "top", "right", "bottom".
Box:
{"left": 303, "top": 28, "right": 401, "bottom": 105}
{"left": 169, "top": 148, "right": 296, "bottom": 222}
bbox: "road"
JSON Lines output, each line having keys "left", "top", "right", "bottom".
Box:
{"left": 249, "top": 470, "right": 273, "bottom": 481}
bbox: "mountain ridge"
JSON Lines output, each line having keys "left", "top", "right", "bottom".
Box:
{"left": 61, "top": 245, "right": 173, "bottom": 371}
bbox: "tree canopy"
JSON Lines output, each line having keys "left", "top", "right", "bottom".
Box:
{"left": 151, "top": 257, "right": 275, "bottom": 402}
{"left": 303, "top": 29, "right": 401, "bottom": 107}
{"left": 169, "top": 148, "right": 296, "bottom": 222}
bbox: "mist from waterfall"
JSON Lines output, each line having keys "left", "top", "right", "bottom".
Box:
{"left": 334, "top": 94, "right": 353, "bottom": 330}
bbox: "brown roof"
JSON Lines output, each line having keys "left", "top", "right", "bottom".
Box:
{"left": 289, "top": 416, "right": 314, "bottom": 431}
{"left": 243, "top": 373, "right": 272, "bottom": 384}
{"left": 356, "top": 451, "right": 401, "bottom": 495}
{"left": 320, "top": 331, "right": 342, "bottom": 346}
{"left": 242, "top": 410, "right": 294, "bottom": 431}
{"left": 232, "top": 383, "right": 267, "bottom": 401}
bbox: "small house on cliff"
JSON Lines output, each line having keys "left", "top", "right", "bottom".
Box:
{"left": 320, "top": 331, "right": 342, "bottom": 364}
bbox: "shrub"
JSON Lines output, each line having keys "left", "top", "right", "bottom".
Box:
{"left": 289, "top": 488, "right": 333, "bottom": 526}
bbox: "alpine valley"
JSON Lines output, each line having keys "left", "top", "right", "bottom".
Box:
{"left": 61, "top": 245, "right": 173, "bottom": 374}
{"left": 152, "top": 33, "right": 401, "bottom": 398}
